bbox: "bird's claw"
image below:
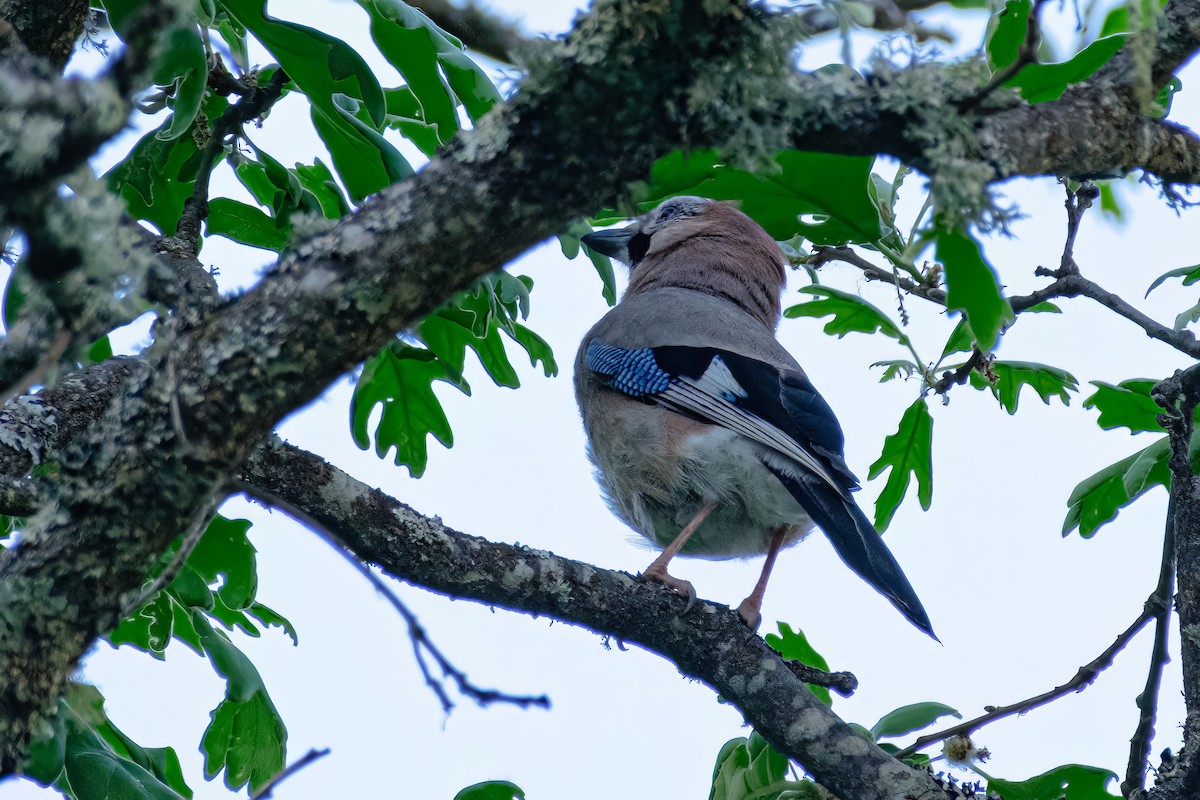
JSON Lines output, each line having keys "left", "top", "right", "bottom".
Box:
{"left": 736, "top": 597, "right": 762, "bottom": 631}
{"left": 638, "top": 566, "right": 697, "bottom": 613}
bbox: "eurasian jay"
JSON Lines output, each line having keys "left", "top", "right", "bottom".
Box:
{"left": 575, "top": 196, "right": 935, "bottom": 638}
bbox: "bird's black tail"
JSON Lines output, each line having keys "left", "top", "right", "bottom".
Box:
{"left": 767, "top": 465, "right": 937, "bottom": 640}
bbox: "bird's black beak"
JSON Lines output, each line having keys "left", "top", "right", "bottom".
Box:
{"left": 581, "top": 227, "right": 636, "bottom": 263}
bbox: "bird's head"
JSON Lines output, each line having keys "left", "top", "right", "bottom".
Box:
{"left": 581, "top": 196, "right": 786, "bottom": 328}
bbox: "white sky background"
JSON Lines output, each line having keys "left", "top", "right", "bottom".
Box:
{"left": 7, "top": 1, "right": 1200, "bottom": 798}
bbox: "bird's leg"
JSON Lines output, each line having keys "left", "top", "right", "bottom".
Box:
{"left": 736, "top": 525, "right": 792, "bottom": 630}
{"left": 638, "top": 500, "right": 717, "bottom": 611}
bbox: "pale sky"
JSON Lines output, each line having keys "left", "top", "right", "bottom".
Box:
{"left": 7, "top": 2, "right": 1200, "bottom": 799}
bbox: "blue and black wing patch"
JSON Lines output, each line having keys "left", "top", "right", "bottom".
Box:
{"left": 585, "top": 342, "right": 854, "bottom": 492}
{"left": 585, "top": 343, "right": 671, "bottom": 396}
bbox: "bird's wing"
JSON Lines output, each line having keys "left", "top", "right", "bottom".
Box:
{"left": 585, "top": 341, "right": 856, "bottom": 494}
{"left": 585, "top": 341, "right": 936, "bottom": 638}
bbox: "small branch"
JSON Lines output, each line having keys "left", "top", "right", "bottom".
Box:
{"left": 933, "top": 348, "right": 988, "bottom": 395}
{"left": 1012, "top": 271, "right": 1200, "bottom": 358}
{"left": 232, "top": 480, "right": 551, "bottom": 714}
{"left": 123, "top": 494, "right": 221, "bottom": 615}
{"left": 250, "top": 747, "right": 331, "bottom": 800}
{"left": 896, "top": 604, "right": 1160, "bottom": 759}
{"left": 1123, "top": 500, "right": 1176, "bottom": 798}
{"left": 784, "top": 661, "right": 858, "bottom": 697}
{"left": 957, "top": 0, "right": 1046, "bottom": 112}
{"left": 172, "top": 66, "right": 290, "bottom": 255}
{"left": 811, "top": 246, "right": 947, "bottom": 305}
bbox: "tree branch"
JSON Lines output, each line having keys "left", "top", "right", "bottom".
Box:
{"left": 234, "top": 477, "right": 551, "bottom": 714}
{"left": 235, "top": 438, "right": 947, "bottom": 800}
{"left": 1123, "top": 501, "right": 1176, "bottom": 799}
{"left": 1152, "top": 365, "right": 1200, "bottom": 791}
{"left": 896, "top": 599, "right": 1164, "bottom": 760}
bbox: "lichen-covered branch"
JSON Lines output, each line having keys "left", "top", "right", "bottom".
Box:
{"left": 236, "top": 438, "right": 946, "bottom": 800}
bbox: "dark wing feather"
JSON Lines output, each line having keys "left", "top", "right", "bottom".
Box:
{"left": 762, "top": 462, "right": 936, "bottom": 638}
{"left": 586, "top": 340, "right": 936, "bottom": 638}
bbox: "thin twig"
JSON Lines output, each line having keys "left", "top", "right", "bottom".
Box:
{"left": 250, "top": 747, "right": 331, "bottom": 800}
{"left": 1017, "top": 270, "right": 1200, "bottom": 357}
{"left": 231, "top": 480, "right": 552, "bottom": 714}
{"left": 1122, "top": 499, "right": 1176, "bottom": 798}
{"left": 811, "top": 246, "right": 947, "bottom": 305}
{"left": 124, "top": 494, "right": 220, "bottom": 614}
{"left": 895, "top": 601, "right": 1162, "bottom": 759}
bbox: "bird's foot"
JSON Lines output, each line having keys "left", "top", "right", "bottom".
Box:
{"left": 735, "top": 596, "right": 762, "bottom": 631}
{"left": 638, "top": 564, "right": 697, "bottom": 612}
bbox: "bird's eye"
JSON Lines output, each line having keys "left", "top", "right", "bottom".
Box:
{"left": 657, "top": 206, "right": 678, "bottom": 223}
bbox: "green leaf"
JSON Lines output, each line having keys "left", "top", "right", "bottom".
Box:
{"left": 1083, "top": 379, "right": 1163, "bottom": 434}
{"left": 454, "top": 781, "right": 526, "bottom": 800}
{"left": 47, "top": 683, "right": 193, "bottom": 800}
{"left": 196, "top": 616, "right": 286, "bottom": 792}
{"left": 508, "top": 322, "right": 558, "bottom": 378}
{"left": 219, "top": 0, "right": 384, "bottom": 124}
{"left": 188, "top": 516, "right": 257, "bottom": 611}
{"left": 986, "top": 0, "right": 1031, "bottom": 72}
{"left": 1006, "top": 35, "right": 1129, "bottom": 103}
{"left": 1063, "top": 438, "right": 1170, "bottom": 537}
{"left": 153, "top": 27, "right": 208, "bottom": 141}
{"left": 1099, "top": 6, "right": 1129, "bottom": 35}
{"left": 868, "top": 398, "right": 934, "bottom": 531}
{"left": 107, "top": 593, "right": 175, "bottom": 658}
{"left": 1176, "top": 300, "right": 1200, "bottom": 331}
{"left": 968, "top": 360, "right": 1078, "bottom": 414}
{"left": 310, "top": 94, "right": 414, "bottom": 202}
{"left": 871, "top": 359, "right": 918, "bottom": 383}
{"left": 87, "top": 336, "right": 114, "bottom": 364}
{"left": 560, "top": 219, "right": 617, "bottom": 305}
{"left": 64, "top": 727, "right": 185, "bottom": 800}
{"left": 350, "top": 344, "right": 463, "bottom": 476}
{"left": 247, "top": 602, "right": 298, "bottom": 645}
{"left": 292, "top": 159, "right": 352, "bottom": 219}
{"left": 764, "top": 623, "right": 832, "bottom": 706}
{"left": 218, "top": 0, "right": 399, "bottom": 199}
{"left": 941, "top": 302, "right": 1060, "bottom": 361}
{"left": 708, "top": 732, "right": 795, "bottom": 800}
{"left": 358, "top": 0, "right": 500, "bottom": 141}
{"left": 869, "top": 702, "right": 960, "bottom": 739}
{"left": 205, "top": 198, "right": 291, "bottom": 251}
{"left": 1149, "top": 75, "right": 1182, "bottom": 119}
{"left": 784, "top": 286, "right": 904, "bottom": 340}
{"left": 987, "top": 764, "right": 1120, "bottom": 800}
{"left": 1145, "top": 263, "right": 1200, "bottom": 296}
{"left": 935, "top": 225, "right": 1013, "bottom": 352}
{"left": 383, "top": 86, "right": 441, "bottom": 156}
{"left": 106, "top": 120, "right": 203, "bottom": 234}
{"left": 618, "top": 149, "right": 885, "bottom": 245}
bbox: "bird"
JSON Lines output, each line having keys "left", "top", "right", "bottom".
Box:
{"left": 574, "top": 195, "right": 935, "bottom": 638}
